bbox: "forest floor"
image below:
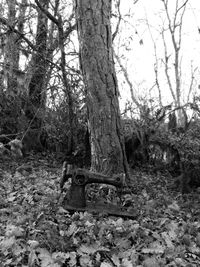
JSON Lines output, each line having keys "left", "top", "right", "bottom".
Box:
{"left": 0, "top": 154, "right": 200, "bottom": 267}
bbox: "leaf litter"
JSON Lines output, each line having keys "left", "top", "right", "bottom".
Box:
{"left": 0, "top": 155, "right": 200, "bottom": 266}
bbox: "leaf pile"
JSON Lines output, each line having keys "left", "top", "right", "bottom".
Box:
{"left": 0, "top": 155, "right": 200, "bottom": 266}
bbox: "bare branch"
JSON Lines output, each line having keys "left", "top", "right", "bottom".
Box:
{"left": 35, "top": 0, "right": 59, "bottom": 25}
{"left": 34, "top": 0, "right": 76, "bottom": 49}
{"left": 112, "top": 0, "right": 122, "bottom": 42}
{"left": 177, "top": 0, "right": 189, "bottom": 14}
{"left": 178, "top": 0, "right": 188, "bottom": 48}
{"left": 161, "top": 30, "right": 177, "bottom": 102}
{"left": 113, "top": 50, "right": 140, "bottom": 108}
{"left": 187, "top": 64, "right": 198, "bottom": 103}
{"left": 161, "top": 0, "right": 188, "bottom": 110}
{"left": 145, "top": 14, "right": 162, "bottom": 107}
{"left": 0, "top": 16, "right": 35, "bottom": 50}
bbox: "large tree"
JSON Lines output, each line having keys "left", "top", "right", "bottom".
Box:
{"left": 75, "top": 0, "right": 129, "bottom": 177}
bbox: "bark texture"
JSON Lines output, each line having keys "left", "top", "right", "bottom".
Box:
{"left": 24, "top": 0, "right": 49, "bottom": 151}
{"left": 75, "top": 0, "right": 128, "bottom": 175}
{"left": 4, "top": 0, "right": 18, "bottom": 94}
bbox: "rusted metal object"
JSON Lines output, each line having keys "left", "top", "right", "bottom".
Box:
{"left": 60, "top": 163, "right": 137, "bottom": 218}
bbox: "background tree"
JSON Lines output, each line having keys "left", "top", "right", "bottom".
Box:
{"left": 0, "top": 0, "right": 80, "bottom": 154}
{"left": 35, "top": 0, "right": 77, "bottom": 154}
{"left": 24, "top": 0, "right": 50, "bottom": 151}
{"left": 161, "top": 0, "right": 189, "bottom": 127}
{"left": 0, "top": 0, "right": 28, "bottom": 141}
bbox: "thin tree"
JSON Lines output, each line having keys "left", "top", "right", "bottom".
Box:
{"left": 3, "top": 0, "right": 27, "bottom": 95}
{"left": 24, "top": 0, "right": 50, "bottom": 151}
{"left": 161, "top": 0, "right": 189, "bottom": 126}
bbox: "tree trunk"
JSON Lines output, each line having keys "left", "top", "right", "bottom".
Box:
{"left": 1, "top": 0, "right": 27, "bottom": 137}
{"left": 75, "top": 0, "right": 129, "bottom": 177}
{"left": 57, "top": 15, "right": 75, "bottom": 154}
{"left": 34, "top": 0, "right": 77, "bottom": 154}
{"left": 4, "top": 0, "right": 18, "bottom": 95}
{"left": 24, "top": 0, "right": 49, "bottom": 151}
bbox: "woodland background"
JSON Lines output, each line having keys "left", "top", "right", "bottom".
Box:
{"left": 1, "top": 0, "right": 200, "bottom": 266}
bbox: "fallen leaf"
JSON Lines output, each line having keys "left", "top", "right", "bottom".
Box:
{"left": 168, "top": 201, "right": 180, "bottom": 212}
{"left": 143, "top": 257, "right": 160, "bottom": 267}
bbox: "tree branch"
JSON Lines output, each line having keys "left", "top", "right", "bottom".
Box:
{"left": 34, "top": 0, "right": 76, "bottom": 50}
{"left": 112, "top": 0, "right": 122, "bottom": 42}
{"left": 0, "top": 16, "right": 35, "bottom": 50}
{"left": 114, "top": 50, "right": 140, "bottom": 108}
{"left": 35, "top": 0, "right": 59, "bottom": 25}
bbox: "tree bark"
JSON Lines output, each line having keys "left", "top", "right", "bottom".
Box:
{"left": 4, "top": 0, "right": 18, "bottom": 95}
{"left": 24, "top": 0, "right": 49, "bottom": 151}
{"left": 75, "top": 0, "right": 129, "bottom": 177}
